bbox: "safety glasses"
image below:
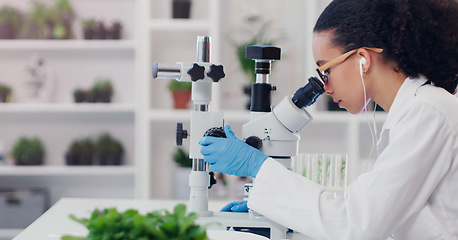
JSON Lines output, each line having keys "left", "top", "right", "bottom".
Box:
{"left": 316, "top": 47, "right": 383, "bottom": 85}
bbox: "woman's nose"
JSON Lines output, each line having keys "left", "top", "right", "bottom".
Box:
{"left": 324, "top": 84, "right": 333, "bottom": 95}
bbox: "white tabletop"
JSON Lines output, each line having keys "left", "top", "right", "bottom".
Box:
{"left": 13, "top": 198, "right": 308, "bottom": 240}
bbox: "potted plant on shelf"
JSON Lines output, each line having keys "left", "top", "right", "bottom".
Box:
{"left": 11, "top": 137, "right": 45, "bottom": 165}
{"left": 81, "top": 18, "right": 96, "bottom": 40}
{"left": 108, "top": 20, "right": 123, "bottom": 40}
{"left": 172, "top": 0, "right": 191, "bottom": 19}
{"left": 172, "top": 147, "right": 191, "bottom": 199}
{"left": 53, "top": 0, "right": 75, "bottom": 39}
{"left": 94, "top": 20, "right": 106, "bottom": 40}
{"left": 0, "top": 83, "right": 12, "bottom": 103}
{"left": 65, "top": 138, "right": 95, "bottom": 165}
{"left": 96, "top": 133, "right": 124, "bottom": 165}
{"left": 65, "top": 140, "right": 81, "bottom": 165}
{"left": 73, "top": 88, "right": 87, "bottom": 103}
{"left": 22, "top": 2, "right": 49, "bottom": 39}
{"left": 91, "top": 78, "right": 113, "bottom": 103}
{"left": 168, "top": 80, "right": 192, "bottom": 109}
{"left": 0, "top": 6, "right": 22, "bottom": 39}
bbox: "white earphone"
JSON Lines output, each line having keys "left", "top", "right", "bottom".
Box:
{"left": 360, "top": 57, "right": 367, "bottom": 67}
{"left": 359, "top": 57, "right": 368, "bottom": 109}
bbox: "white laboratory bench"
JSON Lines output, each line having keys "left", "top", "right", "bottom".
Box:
{"left": 13, "top": 198, "right": 309, "bottom": 240}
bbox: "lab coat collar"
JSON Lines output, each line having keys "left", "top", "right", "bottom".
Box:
{"left": 381, "top": 76, "right": 428, "bottom": 130}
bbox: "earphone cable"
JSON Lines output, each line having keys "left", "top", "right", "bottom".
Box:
{"left": 360, "top": 60, "right": 378, "bottom": 173}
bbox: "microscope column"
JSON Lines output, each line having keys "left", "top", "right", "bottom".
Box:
{"left": 188, "top": 36, "right": 215, "bottom": 215}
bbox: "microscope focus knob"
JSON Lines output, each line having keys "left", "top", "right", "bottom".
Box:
{"left": 245, "top": 136, "right": 263, "bottom": 149}
{"left": 187, "top": 63, "right": 205, "bottom": 81}
{"left": 176, "top": 123, "right": 188, "bottom": 146}
{"left": 206, "top": 64, "right": 225, "bottom": 82}
{"left": 203, "top": 127, "right": 226, "bottom": 138}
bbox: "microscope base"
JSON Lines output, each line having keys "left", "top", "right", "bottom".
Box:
{"left": 196, "top": 211, "right": 287, "bottom": 239}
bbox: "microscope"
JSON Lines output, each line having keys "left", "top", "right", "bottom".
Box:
{"left": 243, "top": 45, "right": 325, "bottom": 168}
{"left": 153, "top": 36, "right": 324, "bottom": 239}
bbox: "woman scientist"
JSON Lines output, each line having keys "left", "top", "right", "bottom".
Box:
{"left": 199, "top": 0, "right": 458, "bottom": 239}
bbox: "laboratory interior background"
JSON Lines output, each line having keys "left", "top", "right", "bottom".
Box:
{"left": 0, "top": 0, "right": 436, "bottom": 238}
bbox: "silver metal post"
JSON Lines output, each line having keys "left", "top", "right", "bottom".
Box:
{"left": 196, "top": 36, "right": 210, "bottom": 63}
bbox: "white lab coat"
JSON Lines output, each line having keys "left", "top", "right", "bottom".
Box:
{"left": 248, "top": 77, "right": 458, "bottom": 240}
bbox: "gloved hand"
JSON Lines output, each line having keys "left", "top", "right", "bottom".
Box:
{"left": 199, "top": 125, "right": 268, "bottom": 178}
{"left": 221, "top": 201, "right": 248, "bottom": 212}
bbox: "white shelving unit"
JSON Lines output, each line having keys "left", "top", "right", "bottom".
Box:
{"left": 0, "top": 40, "right": 135, "bottom": 51}
{"left": 0, "top": 0, "right": 136, "bottom": 238}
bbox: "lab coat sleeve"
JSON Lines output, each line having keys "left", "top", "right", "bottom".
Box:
{"left": 248, "top": 102, "right": 453, "bottom": 240}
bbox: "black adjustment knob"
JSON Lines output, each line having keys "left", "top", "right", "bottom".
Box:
{"left": 187, "top": 63, "right": 205, "bottom": 81}
{"left": 208, "top": 171, "right": 217, "bottom": 189}
{"left": 246, "top": 45, "right": 281, "bottom": 60}
{"left": 206, "top": 64, "right": 225, "bottom": 82}
{"left": 245, "top": 136, "right": 263, "bottom": 149}
{"left": 176, "top": 123, "right": 188, "bottom": 146}
{"left": 203, "top": 127, "right": 226, "bottom": 138}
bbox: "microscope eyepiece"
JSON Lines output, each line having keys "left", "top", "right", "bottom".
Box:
{"left": 292, "top": 77, "right": 325, "bottom": 109}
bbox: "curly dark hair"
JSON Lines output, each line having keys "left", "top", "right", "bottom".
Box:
{"left": 314, "top": 0, "right": 458, "bottom": 94}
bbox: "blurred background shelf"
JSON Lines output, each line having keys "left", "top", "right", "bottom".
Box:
{"left": 0, "top": 103, "right": 135, "bottom": 113}
{"left": 0, "top": 165, "right": 135, "bottom": 177}
{"left": 0, "top": 40, "right": 135, "bottom": 51}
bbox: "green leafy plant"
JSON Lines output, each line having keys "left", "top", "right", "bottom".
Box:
{"left": 22, "top": 1, "right": 50, "bottom": 39}
{"left": 0, "top": 6, "right": 23, "bottom": 39}
{"left": 62, "top": 204, "right": 208, "bottom": 240}
{"left": 173, "top": 147, "right": 191, "bottom": 168}
{"left": 168, "top": 80, "right": 192, "bottom": 91}
{"left": 96, "top": 133, "right": 124, "bottom": 165}
{"left": 231, "top": 22, "right": 276, "bottom": 83}
{"left": 11, "top": 137, "right": 45, "bottom": 165}
{"left": 65, "top": 138, "right": 94, "bottom": 165}
{"left": 0, "top": 83, "right": 12, "bottom": 102}
{"left": 81, "top": 18, "right": 96, "bottom": 29}
{"left": 90, "top": 78, "right": 114, "bottom": 102}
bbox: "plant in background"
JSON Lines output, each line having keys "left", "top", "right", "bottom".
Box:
{"left": 72, "top": 88, "right": 86, "bottom": 103}
{"left": 96, "top": 133, "right": 124, "bottom": 165}
{"left": 168, "top": 80, "right": 192, "bottom": 109}
{"left": 62, "top": 204, "right": 208, "bottom": 240}
{"left": 109, "top": 21, "right": 123, "bottom": 39}
{"left": 231, "top": 21, "right": 276, "bottom": 84}
{"left": 11, "top": 137, "right": 45, "bottom": 165}
{"left": 0, "top": 83, "right": 12, "bottom": 102}
{"left": 231, "top": 21, "right": 276, "bottom": 110}
{"left": 53, "top": 0, "right": 75, "bottom": 39}
{"left": 81, "top": 18, "right": 96, "bottom": 39}
{"left": 65, "top": 138, "right": 94, "bottom": 165}
{"left": 0, "top": 6, "right": 23, "bottom": 39}
{"left": 22, "top": 1, "right": 49, "bottom": 39}
{"left": 173, "top": 147, "right": 191, "bottom": 168}
{"left": 94, "top": 20, "right": 106, "bottom": 39}
{"left": 91, "top": 78, "right": 114, "bottom": 103}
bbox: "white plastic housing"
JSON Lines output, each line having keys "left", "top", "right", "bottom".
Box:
{"left": 273, "top": 96, "right": 313, "bottom": 132}
{"left": 189, "top": 111, "right": 224, "bottom": 159}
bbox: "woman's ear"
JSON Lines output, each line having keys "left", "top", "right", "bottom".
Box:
{"left": 357, "top": 48, "right": 371, "bottom": 73}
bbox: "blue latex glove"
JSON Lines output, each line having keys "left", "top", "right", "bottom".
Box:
{"left": 199, "top": 125, "right": 269, "bottom": 178}
{"left": 221, "top": 201, "right": 248, "bottom": 212}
